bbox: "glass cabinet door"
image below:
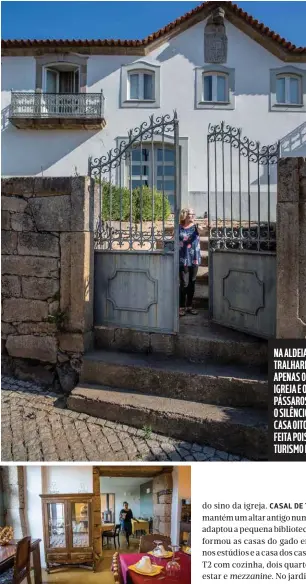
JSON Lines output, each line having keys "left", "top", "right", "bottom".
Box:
{"left": 47, "top": 502, "right": 66, "bottom": 549}
{"left": 71, "top": 501, "right": 90, "bottom": 548}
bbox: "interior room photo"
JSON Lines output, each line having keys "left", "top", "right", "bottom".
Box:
{"left": 0, "top": 465, "right": 191, "bottom": 583}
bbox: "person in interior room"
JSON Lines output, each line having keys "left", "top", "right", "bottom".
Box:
{"left": 179, "top": 208, "right": 201, "bottom": 317}
{"left": 119, "top": 501, "right": 134, "bottom": 547}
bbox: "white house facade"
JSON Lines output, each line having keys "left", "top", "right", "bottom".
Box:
{"left": 2, "top": 1, "right": 306, "bottom": 217}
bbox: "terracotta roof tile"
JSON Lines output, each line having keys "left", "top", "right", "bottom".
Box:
{"left": 2, "top": 1, "right": 306, "bottom": 53}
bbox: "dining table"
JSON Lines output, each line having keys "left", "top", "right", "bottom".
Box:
{"left": 0, "top": 539, "right": 42, "bottom": 583}
{"left": 119, "top": 551, "right": 191, "bottom": 584}
{"left": 131, "top": 520, "right": 150, "bottom": 535}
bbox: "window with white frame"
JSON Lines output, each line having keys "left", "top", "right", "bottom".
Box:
{"left": 42, "top": 64, "right": 81, "bottom": 115}
{"left": 121, "top": 61, "right": 161, "bottom": 108}
{"left": 128, "top": 146, "right": 175, "bottom": 211}
{"left": 195, "top": 66, "right": 235, "bottom": 110}
{"left": 128, "top": 71, "right": 154, "bottom": 101}
{"left": 270, "top": 66, "right": 306, "bottom": 112}
{"left": 203, "top": 72, "right": 228, "bottom": 103}
{"left": 275, "top": 74, "right": 302, "bottom": 105}
{"left": 43, "top": 64, "right": 80, "bottom": 94}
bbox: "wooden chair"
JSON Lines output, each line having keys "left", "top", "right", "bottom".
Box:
{"left": 0, "top": 537, "right": 32, "bottom": 584}
{"left": 139, "top": 534, "right": 171, "bottom": 553}
{"left": 102, "top": 524, "right": 121, "bottom": 549}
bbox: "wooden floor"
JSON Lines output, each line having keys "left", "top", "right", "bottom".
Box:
{"left": 40, "top": 536, "right": 140, "bottom": 584}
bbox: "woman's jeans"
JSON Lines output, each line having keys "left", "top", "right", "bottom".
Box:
{"left": 124, "top": 524, "right": 131, "bottom": 545}
{"left": 179, "top": 266, "right": 198, "bottom": 308}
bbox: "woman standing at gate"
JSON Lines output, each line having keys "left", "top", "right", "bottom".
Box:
{"left": 179, "top": 208, "right": 201, "bottom": 316}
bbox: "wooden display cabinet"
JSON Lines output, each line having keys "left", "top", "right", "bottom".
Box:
{"left": 40, "top": 493, "right": 94, "bottom": 572}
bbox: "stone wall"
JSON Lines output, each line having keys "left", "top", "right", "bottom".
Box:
{"left": 1, "top": 467, "right": 27, "bottom": 538}
{"left": 1, "top": 177, "right": 96, "bottom": 391}
{"left": 276, "top": 158, "right": 306, "bottom": 338}
{"left": 152, "top": 472, "right": 173, "bottom": 537}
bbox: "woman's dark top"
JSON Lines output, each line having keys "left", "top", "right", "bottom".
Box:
{"left": 120, "top": 509, "right": 133, "bottom": 534}
{"left": 179, "top": 223, "right": 201, "bottom": 267}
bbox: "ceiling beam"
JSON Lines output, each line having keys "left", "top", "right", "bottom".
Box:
{"left": 98, "top": 466, "right": 173, "bottom": 477}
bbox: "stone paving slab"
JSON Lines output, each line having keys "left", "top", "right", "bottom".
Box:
{"left": 1, "top": 376, "right": 247, "bottom": 462}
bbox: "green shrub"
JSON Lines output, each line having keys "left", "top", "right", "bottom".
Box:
{"left": 98, "top": 181, "right": 171, "bottom": 222}
{"left": 132, "top": 186, "right": 172, "bottom": 222}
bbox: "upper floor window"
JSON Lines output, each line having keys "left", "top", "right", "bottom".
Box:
{"left": 203, "top": 72, "right": 228, "bottom": 103}
{"left": 35, "top": 53, "right": 88, "bottom": 96}
{"left": 121, "top": 61, "right": 160, "bottom": 108}
{"left": 276, "top": 74, "right": 301, "bottom": 105}
{"left": 128, "top": 71, "right": 154, "bottom": 101}
{"left": 195, "top": 65, "right": 235, "bottom": 110}
{"left": 44, "top": 65, "right": 80, "bottom": 94}
{"left": 270, "top": 67, "right": 306, "bottom": 112}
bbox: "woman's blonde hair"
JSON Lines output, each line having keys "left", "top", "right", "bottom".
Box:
{"left": 179, "top": 208, "right": 193, "bottom": 224}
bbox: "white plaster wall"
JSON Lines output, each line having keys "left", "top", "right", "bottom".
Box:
{"left": 44, "top": 466, "right": 93, "bottom": 493}
{"left": 171, "top": 466, "right": 191, "bottom": 545}
{"left": 2, "top": 19, "right": 306, "bottom": 195}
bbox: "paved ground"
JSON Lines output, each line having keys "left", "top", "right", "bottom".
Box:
{"left": 1, "top": 376, "right": 246, "bottom": 462}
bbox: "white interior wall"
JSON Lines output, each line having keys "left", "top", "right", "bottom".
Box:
{"left": 45, "top": 466, "right": 93, "bottom": 493}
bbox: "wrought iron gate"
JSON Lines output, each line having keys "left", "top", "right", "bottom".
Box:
{"left": 89, "top": 113, "right": 180, "bottom": 333}
{"left": 207, "top": 122, "right": 279, "bottom": 339}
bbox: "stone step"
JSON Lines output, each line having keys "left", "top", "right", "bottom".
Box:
{"left": 94, "top": 322, "right": 267, "bottom": 367}
{"left": 197, "top": 266, "right": 209, "bottom": 284}
{"left": 197, "top": 226, "right": 209, "bottom": 237}
{"left": 81, "top": 350, "right": 268, "bottom": 409}
{"left": 67, "top": 384, "right": 268, "bottom": 460}
{"left": 200, "top": 250, "right": 208, "bottom": 266}
{"left": 200, "top": 237, "right": 209, "bottom": 251}
{"left": 194, "top": 281, "right": 209, "bottom": 296}
{"left": 193, "top": 289, "right": 209, "bottom": 307}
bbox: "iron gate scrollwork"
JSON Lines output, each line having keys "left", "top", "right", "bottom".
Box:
{"left": 89, "top": 112, "right": 180, "bottom": 334}
{"left": 207, "top": 122, "right": 279, "bottom": 339}
{"left": 89, "top": 112, "right": 179, "bottom": 252}
{"left": 207, "top": 121, "right": 279, "bottom": 253}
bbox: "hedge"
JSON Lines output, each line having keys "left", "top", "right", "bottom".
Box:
{"left": 99, "top": 181, "right": 172, "bottom": 221}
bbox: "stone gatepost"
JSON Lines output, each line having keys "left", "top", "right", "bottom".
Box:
{"left": 276, "top": 158, "right": 306, "bottom": 338}
{"left": 1, "top": 467, "right": 27, "bottom": 538}
{"left": 152, "top": 472, "right": 173, "bottom": 537}
{"left": 1, "top": 176, "right": 97, "bottom": 391}
{"left": 92, "top": 466, "right": 102, "bottom": 565}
